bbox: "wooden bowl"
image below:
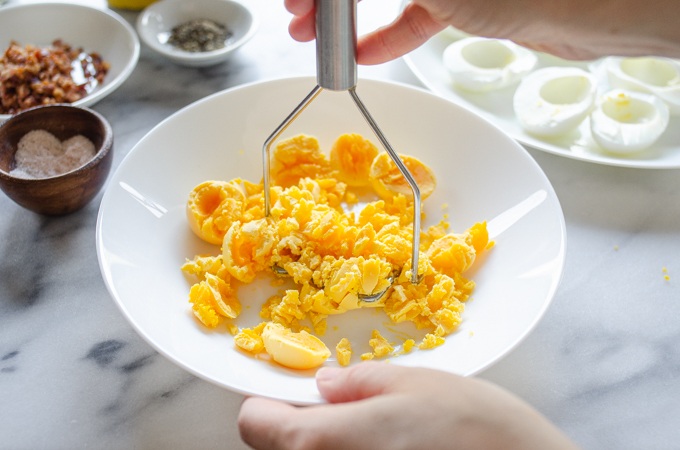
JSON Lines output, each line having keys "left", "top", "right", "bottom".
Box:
{"left": 0, "top": 105, "right": 113, "bottom": 215}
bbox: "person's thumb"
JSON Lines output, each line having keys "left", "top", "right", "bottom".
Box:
{"left": 316, "top": 362, "right": 411, "bottom": 403}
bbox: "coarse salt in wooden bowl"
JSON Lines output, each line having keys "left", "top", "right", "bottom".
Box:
{"left": 0, "top": 105, "right": 113, "bottom": 215}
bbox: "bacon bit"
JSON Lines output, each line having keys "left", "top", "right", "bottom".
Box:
{"left": 0, "top": 40, "right": 110, "bottom": 115}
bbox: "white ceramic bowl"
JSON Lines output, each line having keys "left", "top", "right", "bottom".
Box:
{"left": 0, "top": 2, "right": 140, "bottom": 123}
{"left": 136, "top": 0, "right": 258, "bottom": 67}
{"left": 97, "top": 77, "right": 566, "bottom": 404}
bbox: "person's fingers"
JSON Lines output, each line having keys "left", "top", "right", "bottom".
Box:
{"left": 286, "top": 1, "right": 443, "bottom": 63}
{"left": 316, "top": 363, "right": 396, "bottom": 403}
{"left": 289, "top": 8, "right": 316, "bottom": 42}
{"left": 284, "top": 0, "right": 314, "bottom": 16}
{"left": 357, "top": 3, "right": 446, "bottom": 65}
{"left": 317, "top": 362, "right": 432, "bottom": 403}
{"left": 238, "top": 392, "right": 411, "bottom": 450}
{"left": 295, "top": 395, "right": 422, "bottom": 449}
{"left": 238, "top": 397, "right": 301, "bottom": 450}
{"left": 312, "top": 366, "right": 472, "bottom": 449}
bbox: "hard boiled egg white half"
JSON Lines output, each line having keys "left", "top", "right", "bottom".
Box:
{"left": 590, "top": 89, "right": 670, "bottom": 154}
{"left": 605, "top": 56, "right": 680, "bottom": 115}
{"left": 442, "top": 37, "right": 537, "bottom": 92}
{"left": 513, "top": 67, "right": 597, "bottom": 137}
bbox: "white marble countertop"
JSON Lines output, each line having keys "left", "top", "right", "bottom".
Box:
{"left": 1, "top": 1, "right": 679, "bottom": 449}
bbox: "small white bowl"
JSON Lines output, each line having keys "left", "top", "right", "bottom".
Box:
{"left": 0, "top": 2, "right": 140, "bottom": 123}
{"left": 136, "top": 0, "right": 258, "bottom": 67}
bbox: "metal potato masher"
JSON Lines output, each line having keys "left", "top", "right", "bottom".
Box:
{"left": 262, "top": 0, "right": 422, "bottom": 301}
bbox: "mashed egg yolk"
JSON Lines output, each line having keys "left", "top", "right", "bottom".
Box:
{"left": 182, "top": 134, "right": 490, "bottom": 370}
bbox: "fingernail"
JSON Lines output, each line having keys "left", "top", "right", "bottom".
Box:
{"left": 316, "top": 367, "right": 341, "bottom": 382}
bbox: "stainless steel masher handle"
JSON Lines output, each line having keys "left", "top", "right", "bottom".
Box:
{"left": 316, "top": 0, "right": 357, "bottom": 90}
{"left": 263, "top": 0, "right": 423, "bottom": 284}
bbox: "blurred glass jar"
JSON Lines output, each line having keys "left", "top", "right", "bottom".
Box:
{"left": 108, "top": 0, "right": 158, "bottom": 9}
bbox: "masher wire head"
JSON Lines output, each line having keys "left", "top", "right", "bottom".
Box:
{"left": 261, "top": 0, "right": 422, "bottom": 286}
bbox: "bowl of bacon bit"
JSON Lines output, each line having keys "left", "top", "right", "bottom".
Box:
{"left": 0, "top": 2, "right": 140, "bottom": 122}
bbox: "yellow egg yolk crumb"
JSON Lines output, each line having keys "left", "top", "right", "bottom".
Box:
{"left": 360, "top": 330, "right": 397, "bottom": 360}
{"left": 336, "top": 338, "right": 353, "bottom": 366}
{"left": 183, "top": 133, "right": 491, "bottom": 370}
{"left": 345, "top": 191, "right": 358, "bottom": 204}
{"left": 185, "top": 270, "right": 241, "bottom": 328}
{"left": 234, "top": 324, "right": 266, "bottom": 353}
{"left": 369, "top": 330, "right": 394, "bottom": 357}
{"left": 226, "top": 323, "right": 239, "bottom": 335}
{"left": 419, "top": 333, "right": 446, "bottom": 349}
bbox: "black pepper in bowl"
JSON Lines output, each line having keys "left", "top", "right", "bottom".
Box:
{"left": 167, "top": 19, "right": 232, "bottom": 52}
